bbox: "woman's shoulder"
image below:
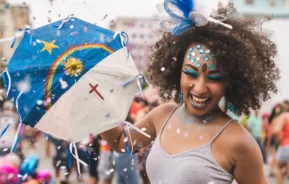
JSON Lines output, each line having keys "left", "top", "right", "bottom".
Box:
{"left": 224, "top": 120, "right": 259, "bottom": 157}
{"left": 149, "top": 103, "right": 178, "bottom": 127}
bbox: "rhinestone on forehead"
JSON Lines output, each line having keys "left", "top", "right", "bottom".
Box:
{"left": 197, "top": 45, "right": 201, "bottom": 50}
{"left": 199, "top": 49, "right": 204, "bottom": 54}
{"left": 205, "top": 50, "right": 210, "bottom": 54}
{"left": 204, "top": 55, "right": 209, "bottom": 61}
{"left": 189, "top": 48, "right": 194, "bottom": 52}
{"left": 187, "top": 54, "right": 191, "bottom": 59}
{"left": 209, "top": 64, "right": 215, "bottom": 70}
{"left": 196, "top": 57, "right": 200, "bottom": 61}
{"left": 196, "top": 62, "right": 201, "bottom": 67}
{"left": 192, "top": 52, "right": 196, "bottom": 56}
{"left": 191, "top": 58, "right": 196, "bottom": 63}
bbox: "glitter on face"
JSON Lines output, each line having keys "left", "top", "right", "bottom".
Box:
{"left": 209, "top": 64, "right": 215, "bottom": 70}
{"left": 192, "top": 52, "right": 196, "bottom": 56}
{"left": 199, "top": 49, "right": 204, "bottom": 54}
{"left": 205, "top": 50, "right": 210, "bottom": 54}
{"left": 189, "top": 48, "right": 194, "bottom": 52}
{"left": 199, "top": 135, "right": 204, "bottom": 140}
{"left": 187, "top": 54, "right": 191, "bottom": 59}
{"left": 191, "top": 58, "right": 196, "bottom": 63}
{"left": 196, "top": 62, "right": 201, "bottom": 67}
{"left": 196, "top": 57, "right": 200, "bottom": 61}
{"left": 197, "top": 45, "right": 201, "bottom": 50}
{"left": 204, "top": 55, "right": 209, "bottom": 61}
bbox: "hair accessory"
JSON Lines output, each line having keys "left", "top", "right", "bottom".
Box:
{"left": 156, "top": 0, "right": 233, "bottom": 36}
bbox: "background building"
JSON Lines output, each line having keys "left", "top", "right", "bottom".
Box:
{"left": 110, "top": 17, "right": 160, "bottom": 74}
{"left": 0, "top": 0, "right": 30, "bottom": 72}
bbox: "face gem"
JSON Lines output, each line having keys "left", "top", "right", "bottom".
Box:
{"left": 196, "top": 57, "right": 200, "bottom": 61}
{"left": 209, "top": 64, "right": 215, "bottom": 70}
{"left": 187, "top": 54, "right": 191, "bottom": 59}
{"left": 191, "top": 52, "right": 196, "bottom": 56}
{"left": 199, "top": 49, "right": 204, "bottom": 54}
{"left": 204, "top": 55, "right": 209, "bottom": 61}
{"left": 191, "top": 58, "right": 196, "bottom": 63}
{"left": 210, "top": 53, "right": 214, "bottom": 57}
{"left": 202, "top": 63, "right": 208, "bottom": 73}
{"left": 205, "top": 50, "right": 210, "bottom": 54}
{"left": 196, "top": 62, "right": 201, "bottom": 67}
{"left": 189, "top": 48, "right": 194, "bottom": 52}
{"left": 196, "top": 45, "right": 201, "bottom": 50}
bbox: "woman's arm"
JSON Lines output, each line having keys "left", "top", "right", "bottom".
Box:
{"left": 233, "top": 128, "right": 267, "bottom": 184}
{"left": 100, "top": 103, "right": 176, "bottom": 153}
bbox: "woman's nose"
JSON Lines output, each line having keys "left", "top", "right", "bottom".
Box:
{"left": 192, "top": 78, "right": 208, "bottom": 95}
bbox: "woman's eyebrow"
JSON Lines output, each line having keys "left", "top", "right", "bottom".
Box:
{"left": 184, "top": 64, "right": 198, "bottom": 71}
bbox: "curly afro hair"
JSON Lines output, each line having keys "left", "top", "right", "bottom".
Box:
{"left": 147, "top": 16, "right": 280, "bottom": 115}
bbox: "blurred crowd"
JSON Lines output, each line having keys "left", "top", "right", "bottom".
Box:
{"left": 1, "top": 91, "right": 289, "bottom": 184}
{"left": 240, "top": 100, "right": 289, "bottom": 184}
{"left": 0, "top": 95, "right": 159, "bottom": 184}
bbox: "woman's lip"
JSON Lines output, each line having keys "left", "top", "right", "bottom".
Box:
{"left": 190, "top": 94, "right": 211, "bottom": 99}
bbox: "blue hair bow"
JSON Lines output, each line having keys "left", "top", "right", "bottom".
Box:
{"left": 158, "top": 0, "right": 233, "bottom": 36}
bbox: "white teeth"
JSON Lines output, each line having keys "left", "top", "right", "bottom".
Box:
{"left": 192, "top": 95, "right": 208, "bottom": 102}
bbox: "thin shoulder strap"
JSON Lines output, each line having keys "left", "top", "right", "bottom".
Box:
{"left": 160, "top": 104, "right": 179, "bottom": 132}
{"left": 209, "top": 119, "right": 235, "bottom": 144}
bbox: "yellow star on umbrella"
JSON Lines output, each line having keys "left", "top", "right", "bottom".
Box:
{"left": 40, "top": 40, "right": 59, "bottom": 55}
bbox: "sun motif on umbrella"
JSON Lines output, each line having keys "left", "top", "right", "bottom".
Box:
{"left": 64, "top": 57, "right": 84, "bottom": 77}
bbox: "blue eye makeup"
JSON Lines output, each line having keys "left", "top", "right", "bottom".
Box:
{"left": 208, "top": 75, "right": 223, "bottom": 81}
{"left": 183, "top": 68, "right": 199, "bottom": 78}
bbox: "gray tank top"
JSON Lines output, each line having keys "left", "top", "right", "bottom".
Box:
{"left": 146, "top": 106, "right": 234, "bottom": 184}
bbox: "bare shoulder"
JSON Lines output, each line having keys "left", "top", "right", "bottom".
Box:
{"left": 225, "top": 121, "right": 257, "bottom": 154}
{"left": 149, "top": 103, "right": 178, "bottom": 130}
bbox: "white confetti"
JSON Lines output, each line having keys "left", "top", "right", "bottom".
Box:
{"left": 123, "top": 137, "right": 128, "bottom": 142}
{"left": 60, "top": 166, "right": 67, "bottom": 170}
{"left": 109, "top": 168, "right": 114, "bottom": 173}
{"left": 3, "top": 148, "right": 8, "bottom": 152}
{"left": 123, "top": 168, "right": 128, "bottom": 172}
{"left": 168, "top": 125, "right": 171, "bottom": 129}
{"left": 70, "top": 25, "right": 74, "bottom": 29}
{"left": 141, "top": 128, "right": 147, "bottom": 131}
{"left": 121, "top": 149, "right": 126, "bottom": 153}
{"left": 17, "top": 174, "right": 22, "bottom": 178}
{"left": 57, "top": 146, "right": 61, "bottom": 149}
{"left": 36, "top": 100, "right": 43, "bottom": 105}
{"left": 36, "top": 39, "right": 42, "bottom": 43}
{"left": 177, "top": 128, "right": 180, "bottom": 134}
{"left": 64, "top": 172, "right": 69, "bottom": 175}
{"left": 161, "top": 67, "right": 165, "bottom": 71}
{"left": 16, "top": 77, "right": 31, "bottom": 93}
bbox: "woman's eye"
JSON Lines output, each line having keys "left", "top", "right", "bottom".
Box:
{"left": 208, "top": 75, "right": 223, "bottom": 82}
{"left": 183, "top": 68, "right": 198, "bottom": 78}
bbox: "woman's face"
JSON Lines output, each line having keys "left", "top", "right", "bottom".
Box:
{"left": 180, "top": 43, "right": 225, "bottom": 117}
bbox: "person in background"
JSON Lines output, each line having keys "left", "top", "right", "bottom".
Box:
{"left": 272, "top": 111, "right": 289, "bottom": 184}
{"left": 78, "top": 135, "right": 100, "bottom": 184}
{"left": 47, "top": 136, "right": 70, "bottom": 184}
{"left": 0, "top": 101, "right": 21, "bottom": 157}
{"left": 248, "top": 110, "right": 267, "bottom": 164}
{"left": 97, "top": 139, "right": 114, "bottom": 184}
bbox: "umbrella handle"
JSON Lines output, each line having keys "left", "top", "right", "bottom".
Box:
{"left": 124, "top": 121, "right": 151, "bottom": 139}
{"left": 69, "top": 143, "right": 88, "bottom": 176}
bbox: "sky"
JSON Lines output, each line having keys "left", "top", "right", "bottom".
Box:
{"left": 7, "top": 0, "right": 228, "bottom": 28}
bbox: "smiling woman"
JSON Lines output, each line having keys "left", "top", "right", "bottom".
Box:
{"left": 100, "top": 1, "right": 279, "bottom": 184}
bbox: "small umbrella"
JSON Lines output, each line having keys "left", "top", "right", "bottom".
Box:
{"left": 1, "top": 16, "right": 141, "bottom": 145}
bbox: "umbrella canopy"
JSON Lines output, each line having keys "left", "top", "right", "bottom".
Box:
{"left": 1, "top": 17, "right": 139, "bottom": 142}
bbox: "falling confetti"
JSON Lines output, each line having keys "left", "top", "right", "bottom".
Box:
{"left": 105, "top": 113, "right": 110, "bottom": 118}
{"left": 84, "top": 26, "right": 88, "bottom": 33}
{"left": 141, "top": 127, "right": 147, "bottom": 131}
{"left": 101, "top": 14, "right": 108, "bottom": 21}
{"left": 199, "top": 135, "right": 204, "bottom": 140}
{"left": 70, "top": 25, "right": 74, "bottom": 29}
{"left": 177, "top": 128, "right": 180, "bottom": 134}
{"left": 123, "top": 137, "right": 128, "bottom": 142}
{"left": 123, "top": 168, "right": 128, "bottom": 172}
{"left": 168, "top": 124, "right": 171, "bottom": 129}
{"left": 161, "top": 67, "right": 165, "bottom": 71}
{"left": 184, "top": 132, "right": 189, "bottom": 137}
{"left": 2, "top": 58, "right": 7, "bottom": 62}
{"left": 121, "top": 149, "right": 126, "bottom": 153}
{"left": 109, "top": 168, "right": 114, "bottom": 173}
{"left": 4, "top": 3, "right": 10, "bottom": 9}
{"left": 16, "top": 77, "right": 31, "bottom": 93}
{"left": 36, "top": 100, "right": 43, "bottom": 105}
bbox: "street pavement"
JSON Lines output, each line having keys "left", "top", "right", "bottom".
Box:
{"left": 20, "top": 135, "right": 288, "bottom": 184}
